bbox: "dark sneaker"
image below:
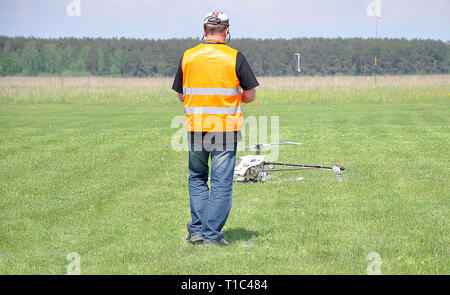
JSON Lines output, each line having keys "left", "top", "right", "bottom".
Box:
{"left": 204, "top": 238, "right": 229, "bottom": 246}
{"left": 186, "top": 234, "right": 204, "bottom": 244}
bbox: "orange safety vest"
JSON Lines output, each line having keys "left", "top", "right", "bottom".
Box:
{"left": 182, "top": 43, "right": 243, "bottom": 132}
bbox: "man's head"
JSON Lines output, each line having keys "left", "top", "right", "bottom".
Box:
{"left": 203, "top": 11, "right": 229, "bottom": 42}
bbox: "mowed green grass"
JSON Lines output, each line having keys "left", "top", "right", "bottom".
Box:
{"left": 0, "top": 76, "right": 448, "bottom": 274}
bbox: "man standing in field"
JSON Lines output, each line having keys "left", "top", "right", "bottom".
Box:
{"left": 172, "top": 11, "right": 259, "bottom": 245}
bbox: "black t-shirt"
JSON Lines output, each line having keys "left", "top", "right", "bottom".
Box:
{"left": 172, "top": 44, "right": 259, "bottom": 148}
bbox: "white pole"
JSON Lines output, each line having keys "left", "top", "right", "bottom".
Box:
{"left": 295, "top": 53, "right": 301, "bottom": 73}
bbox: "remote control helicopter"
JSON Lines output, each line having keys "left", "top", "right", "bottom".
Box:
{"left": 234, "top": 142, "right": 345, "bottom": 183}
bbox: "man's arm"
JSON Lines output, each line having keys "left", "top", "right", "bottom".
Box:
{"left": 172, "top": 56, "right": 184, "bottom": 102}
{"left": 236, "top": 51, "right": 259, "bottom": 104}
{"left": 242, "top": 88, "right": 256, "bottom": 103}
{"left": 178, "top": 93, "right": 184, "bottom": 102}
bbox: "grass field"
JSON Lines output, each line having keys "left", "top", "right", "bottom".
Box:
{"left": 0, "top": 75, "right": 448, "bottom": 274}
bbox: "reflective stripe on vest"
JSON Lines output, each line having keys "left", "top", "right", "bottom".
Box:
{"left": 183, "top": 87, "right": 241, "bottom": 96}
{"left": 184, "top": 106, "right": 242, "bottom": 115}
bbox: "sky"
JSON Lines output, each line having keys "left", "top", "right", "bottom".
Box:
{"left": 0, "top": 0, "right": 449, "bottom": 41}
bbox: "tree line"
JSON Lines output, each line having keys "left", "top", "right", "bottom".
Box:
{"left": 0, "top": 36, "right": 448, "bottom": 77}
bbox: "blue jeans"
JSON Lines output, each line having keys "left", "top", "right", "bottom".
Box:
{"left": 187, "top": 142, "right": 237, "bottom": 242}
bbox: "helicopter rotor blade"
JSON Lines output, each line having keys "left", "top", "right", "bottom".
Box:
{"left": 248, "top": 142, "right": 302, "bottom": 149}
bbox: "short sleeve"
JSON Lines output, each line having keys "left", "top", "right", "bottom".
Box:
{"left": 171, "top": 56, "right": 183, "bottom": 94}
{"left": 236, "top": 51, "right": 259, "bottom": 90}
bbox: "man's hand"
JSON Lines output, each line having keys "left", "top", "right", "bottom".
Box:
{"left": 242, "top": 88, "right": 256, "bottom": 103}
{"left": 178, "top": 93, "right": 184, "bottom": 102}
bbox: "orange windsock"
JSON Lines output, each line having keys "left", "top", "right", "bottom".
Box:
{"left": 375, "top": 9, "right": 382, "bottom": 19}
